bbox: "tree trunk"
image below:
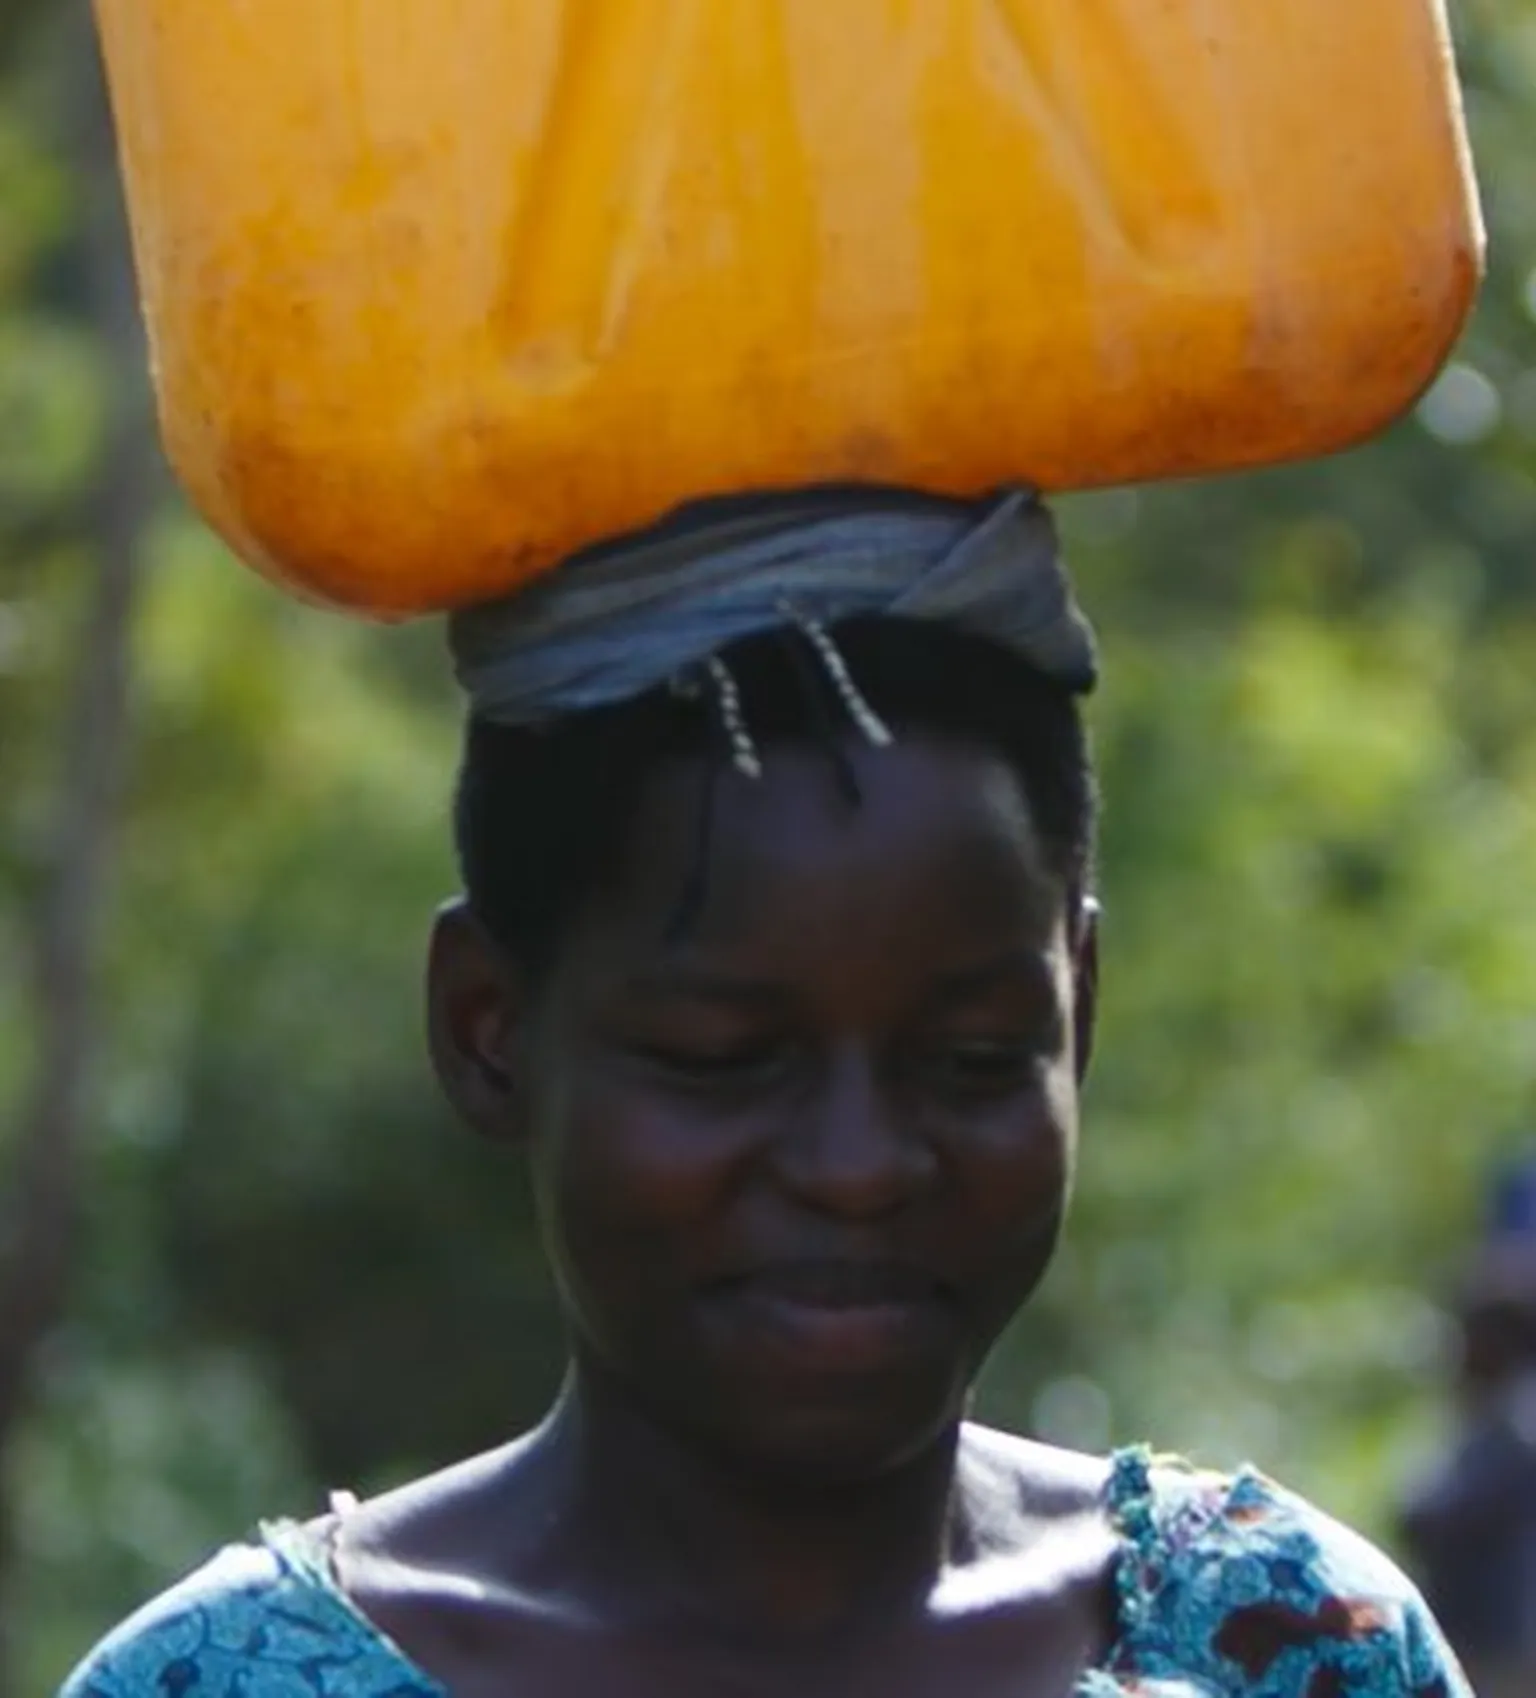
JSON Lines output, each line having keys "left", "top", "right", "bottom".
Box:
{"left": 0, "top": 14, "right": 153, "bottom": 1689}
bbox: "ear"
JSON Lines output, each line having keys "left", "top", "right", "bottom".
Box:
{"left": 1070, "top": 895, "right": 1100, "bottom": 1086}
{"left": 426, "top": 899, "right": 533, "bottom": 1143}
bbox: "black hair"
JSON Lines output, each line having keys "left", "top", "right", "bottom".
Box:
{"left": 454, "top": 616, "right": 1096, "bottom": 984}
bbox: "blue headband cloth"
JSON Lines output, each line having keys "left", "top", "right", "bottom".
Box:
{"left": 449, "top": 486, "right": 1097, "bottom": 730}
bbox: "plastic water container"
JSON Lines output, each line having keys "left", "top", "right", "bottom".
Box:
{"left": 94, "top": 0, "right": 1482, "bottom": 615}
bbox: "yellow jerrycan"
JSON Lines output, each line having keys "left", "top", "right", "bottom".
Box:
{"left": 94, "top": 1, "right": 1481, "bottom": 616}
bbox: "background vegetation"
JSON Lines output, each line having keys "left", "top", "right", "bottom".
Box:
{"left": 3, "top": 2, "right": 1535, "bottom": 1690}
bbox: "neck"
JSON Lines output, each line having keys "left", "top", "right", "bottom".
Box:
{"left": 527, "top": 1362, "right": 978, "bottom": 1645}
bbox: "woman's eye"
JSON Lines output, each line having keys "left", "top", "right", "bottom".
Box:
{"left": 635, "top": 1040, "right": 786, "bottom": 1085}
{"left": 920, "top": 1038, "right": 1037, "bottom": 1094}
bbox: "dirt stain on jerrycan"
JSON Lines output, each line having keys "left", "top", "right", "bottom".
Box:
{"left": 93, "top": 0, "right": 1482, "bottom": 616}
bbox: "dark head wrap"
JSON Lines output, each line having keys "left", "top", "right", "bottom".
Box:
{"left": 449, "top": 486, "right": 1096, "bottom": 728}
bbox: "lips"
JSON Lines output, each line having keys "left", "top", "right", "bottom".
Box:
{"left": 702, "top": 1259, "right": 952, "bottom": 1374}
{"left": 723, "top": 1258, "right": 947, "bottom": 1309}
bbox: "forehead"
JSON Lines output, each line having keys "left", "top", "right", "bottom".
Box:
{"left": 565, "top": 735, "right": 1067, "bottom": 980}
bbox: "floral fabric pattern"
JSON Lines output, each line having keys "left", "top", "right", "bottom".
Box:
{"left": 59, "top": 1448, "right": 1472, "bottom": 1697}
{"left": 1099, "top": 1450, "right": 1467, "bottom": 1697}
{"left": 57, "top": 1538, "right": 440, "bottom": 1698}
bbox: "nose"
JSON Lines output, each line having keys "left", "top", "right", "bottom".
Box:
{"left": 773, "top": 1048, "right": 935, "bottom": 1219}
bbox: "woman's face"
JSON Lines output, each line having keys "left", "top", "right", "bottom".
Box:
{"left": 433, "top": 734, "right": 1095, "bottom": 1483}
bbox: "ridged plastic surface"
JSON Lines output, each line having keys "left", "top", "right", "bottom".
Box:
{"left": 94, "top": 1, "right": 1483, "bottom": 615}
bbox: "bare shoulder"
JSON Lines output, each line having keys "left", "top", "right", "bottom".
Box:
{"left": 960, "top": 1422, "right": 1113, "bottom": 1521}
{"left": 339, "top": 1430, "right": 547, "bottom": 1551}
{"left": 937, "top": 1425, "right": 1119, "bottom": 1668}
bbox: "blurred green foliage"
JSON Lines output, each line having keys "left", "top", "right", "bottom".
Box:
{"left": 3, "top": 2, "right": 1536, "bottom": 1689}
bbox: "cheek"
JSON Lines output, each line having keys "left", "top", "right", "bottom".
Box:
{"left": 949, "top": 1070, "right": 1077, "bottom": 1269}
{"left": 531, "top": 1081, "right": 756, "bottom": 1299}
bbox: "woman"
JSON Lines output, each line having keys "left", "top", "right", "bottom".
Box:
{"left": 62, "top": 489, "right": 1468, "bottom": 1697}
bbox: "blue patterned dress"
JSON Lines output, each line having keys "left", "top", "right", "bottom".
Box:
{"left": 58, "top": 1449, "right": 1471, "bottom": 1697}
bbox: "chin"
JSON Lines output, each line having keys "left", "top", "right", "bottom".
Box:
{"left": 690, "top": 1366, "right": 968, "bottom": 1490}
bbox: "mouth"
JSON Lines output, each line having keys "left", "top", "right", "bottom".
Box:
{"left": 723, "top": 1258, "right": 949, "bottom": 1308}
{"left": 702, "top": 1259, "right": 953, "bottom": 1371}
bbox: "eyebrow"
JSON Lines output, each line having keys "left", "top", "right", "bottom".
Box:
{"left": 619, "top": 949, "right": 1056, "bottom": 1013}
{"left": 917, "top": 948, "right": 1058, "bottom": 1013}
{"left": 617, "top": 968, "right": 792, "bottom": 1009}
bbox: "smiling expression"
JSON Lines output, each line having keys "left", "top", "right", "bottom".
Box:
{"left": 435, "top": 733, "right": 1094, "bottom": 1483}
